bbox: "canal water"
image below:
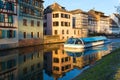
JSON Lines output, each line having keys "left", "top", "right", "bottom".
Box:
{"left": 0, "top": 38, "right": 120, "bottom": 80}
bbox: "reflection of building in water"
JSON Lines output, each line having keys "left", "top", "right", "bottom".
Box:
{"left": 73, "top": 52, "right": 99, "bottom": 68}
{"left": 73, "top": 44, "right": 112, "bottom": 68}
{"left": 44, "top": 45, "right": 73, "bottom": 79}
{"left": 18, "top": 46, "right": 44, "bottom": 80}
{"left": 0, "top": 50, "right": 18, "bottom": 80}
{"left": 96, "top": 45, "right": 112, "bottom": 59}
{"left": 0, "top": 45, "right": 44, "bottom": 80}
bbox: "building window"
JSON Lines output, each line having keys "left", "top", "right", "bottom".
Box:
{"left": 62, "top": 67, "right": 65, "bottom": 71}
{"left": 62, "top": 37, "right": 64, "bottom": 39}
{"left": 55, "top": 50, "right": 58, "bottom": 54}
{"left": 37, "top": 63, "right": 41, "bottom": 68}
{"left": 23, "top": 32, "right": 26, "bottom": 38}
{"left": 53, "top": 58, "right": 59, "bottom": 63}
{"left": 61, "top": 22, "right": 64, "bottom": 26}
{"left": 53, "top": 21, "right": 59, "bottom": 26}
{"left": 65, "top": 57, "right": 69, "bottom": 62}
{"left": 37, "top": 32, "right": 39, "bottom": 38}
{"left": 74, "top": 30, "right": 76, "bottom": 35}
{"left": 31, "top": 54, "right": 33, "bottom": 59}
{"left": 61, "top": 13, "right": 64, "bottom": 18}
{"left": 37, "top": 21, "right": 40, "bottom": 27}
{"left": 31, "top": 65, "right": 34, "bottom": 71}
{"left": 31, "top": 9, "right": 34, "bottom": 15}
{"left": 31, "top": 32, "right": 33, "bottom": 38}
{"left": 53, "top": 66, "right": 59, "bottom": 71}
{"left": 72, "top": 17, "right": 76, "bottom": 27}
{"left": 61, "top": 58, "right": 64, "bottom": 63}
{"left": 31, "top": 20, "right": 34, "bottom": 26}
{"left": 23, "top": 55, "right": 26, "bottom": 62}
{"left": 66, "top": 30, "right": 69, "bottom": 34}
{"left": 44, "top": 23, "right": 47, "bottom": 27}
{"left": 53, "top": 13, "right": 59, "bottom": 18}
{"left": 23, "top": 67, "right": 27, "bottom": 74}
{"left": 7, "top": 30, "right": 16, "bottom": 38}
{"left": 54, "top": 30, "right": 58, "bottom": 35}
{"left": 6, "top": 2, "right": 14, "bottom": 11}
{"left": 23, "top": 19, "right": 27, "bottom": 26}
{"left": 78, "top": 30, "right": 79, "bottom": 34}
{"left": 62, "top": 30, "right": 64, "bottom": 34}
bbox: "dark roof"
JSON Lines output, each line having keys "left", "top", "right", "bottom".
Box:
{"left": 44, "top": 3, "right": 68, "bottom": 14}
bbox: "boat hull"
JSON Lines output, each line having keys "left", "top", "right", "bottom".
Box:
{"left": 64, "top": 40, "right": 110, "bottom": 51}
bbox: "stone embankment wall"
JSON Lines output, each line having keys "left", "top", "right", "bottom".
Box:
{"left": 0, "top": 35, "right": 65, "bottom": 50}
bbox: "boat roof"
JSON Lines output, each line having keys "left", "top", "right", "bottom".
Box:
{"left": 80, "top": 36, "right": 107, "bottom": 43}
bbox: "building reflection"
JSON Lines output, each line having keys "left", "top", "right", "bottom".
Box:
{"left": 67, "top": 44, "right": 112, "bottom": 69}
{"left": 18, "top": 46, "right": 44, "bottom": 80}
{"left": 44, "top": 44, "right": 73, "bottom": 80}
{"left": 0, "top": 45, "right": 44, "bottom": 80}
{"left": 0, "top": 50, "right": 18, "bottom": 80}
{"left": 0, "top": 43, "right": 113, "bottom": 80}
{"left": 44, "top": 43, "right": 112, "bottom": 80}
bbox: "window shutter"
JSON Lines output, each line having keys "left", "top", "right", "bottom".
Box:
{"left": 7, "top": 30, "right": 10, "bottom": 38}
{"left": 0, "top": 14, "right": 4, "bottom": 22}
{"left": 14, "top": 31, "right": 16, "bottom": 38}
{"left": 2, "top": 30, "right": 6, "bottom": 38}
{"left": 8, "top": 15, "right": 13, "bottom": 23}
{"left": 0, "top": 0, "right": 4, "bottom": 9}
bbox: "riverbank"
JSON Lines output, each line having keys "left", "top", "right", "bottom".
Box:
{"left": 73, "top": 48, "right": 120, "bottom": 80}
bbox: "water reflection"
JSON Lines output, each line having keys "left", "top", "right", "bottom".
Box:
{"left": 0, "top": 43, "right": 114, "bottom": 80}
{"left": 0, "top": 46, "right": 44, "bottom": 80}
{"left": 43, "top": 43, "right": 112, "bottom": 80}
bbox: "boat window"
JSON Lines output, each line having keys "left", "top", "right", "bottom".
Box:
{"left": 65, "top": 38, "right": 75, "bottom": 44}
{"left": 75, "top": 39, "right": 82, "bottom": 44}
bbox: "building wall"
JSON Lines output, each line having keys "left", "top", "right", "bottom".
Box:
{"left": 72, "top": 12, "right": 88, "bottom": 38}
{"left": 18, "top": 0, "right": 44, "bottom": 46}
{"left": 52, "top": 48, "right": 73, "bottom": 76}
{"left": 0, "top": 0, "right": 18, "bottom": 49}
{"left": 52, "top": 12, "right": 73, "bottom": 40}
{"left": 44, "top": 11, "right": 73, "bottom": 40}
{"left": 44, "top": 13, "right": 53, "bottom": 35}
{"left": 98, "top": 17, "right": 110, "bottom": 33}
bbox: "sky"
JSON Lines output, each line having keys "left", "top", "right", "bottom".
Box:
{"left": 44, "top": 0, "right": 120, "bottom": 15}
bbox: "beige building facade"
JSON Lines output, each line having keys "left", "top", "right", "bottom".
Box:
{"left": 88, "top": 10, "right": 110, "bottom": 33}
{"left": 44, "top": 3, "right": 88, "bottom": 41}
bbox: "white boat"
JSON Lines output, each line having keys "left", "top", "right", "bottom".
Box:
{"left": 64, "top": 36, "right": 110, "bottom": 51}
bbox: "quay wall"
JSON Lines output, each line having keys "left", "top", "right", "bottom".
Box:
{"left": 0, "top": 35, "right": 65, "bottom": 50}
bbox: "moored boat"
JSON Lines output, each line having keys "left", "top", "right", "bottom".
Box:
{"left": 64, "top": 36, "right": 110, "bottom": 51}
